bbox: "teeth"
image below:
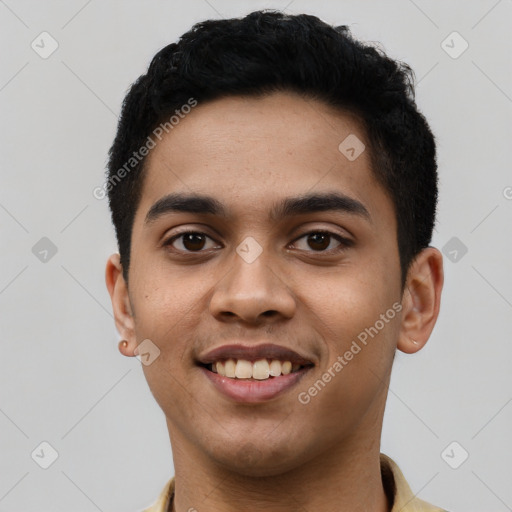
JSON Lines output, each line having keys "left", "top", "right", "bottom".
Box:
{"left": 225, "top": 358, "right": 236, "bottom": 378}
{"left": 235, "top": 359, "right": 253, "bottom": 379}
{"left": 282, "top": 361, "right": 292, "bottom": 375}
{"left": 269, "top": 360, "right": 282, "bottom": 377}
{"left": 252, "top": 359, "right": 270, "bottom": 380}
{"left": 216, "top": 361, "right": 226, "bottom": 376}
{"left": 211, "top": 358, "right": 302, "bottom": 380}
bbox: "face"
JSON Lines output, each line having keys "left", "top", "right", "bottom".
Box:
{"left": 114, "top": 91, "right": 408, "bottom": 475}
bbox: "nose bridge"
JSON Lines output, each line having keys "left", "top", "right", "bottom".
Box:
{"left": 209, "top": 243, "right": 295, "bottom": 322}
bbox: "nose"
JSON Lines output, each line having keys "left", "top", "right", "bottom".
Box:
{"left": 209, "top": 248, "right": 296, "bottom": 325}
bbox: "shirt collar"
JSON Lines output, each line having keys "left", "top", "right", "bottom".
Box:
{"left": 381, "top": 453, "right": 446, "bottom": 511}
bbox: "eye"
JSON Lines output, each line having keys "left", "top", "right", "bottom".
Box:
{"left": 291, "top": 230, "right": 352, "bottom": 253}
{"left": 164, "top": 231, "right": 220, "bottom": 252}
{"left": 163, "top": 229, "right": 351, "bottom": 254}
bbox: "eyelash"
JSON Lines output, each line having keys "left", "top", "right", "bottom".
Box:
{"left": 162, "top": 229, "right": 352, "bottom": 255}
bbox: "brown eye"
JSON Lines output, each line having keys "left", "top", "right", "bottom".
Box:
{"left": 164, "top": 231, "right": 218, "bottom": 253}
{"left": 292, "top": 230, "right": 351, "bottom": 253}
{"left": 181, "top": 233, "right": 207, "bottom": 251}
{"left": 307, "top": 232, "right": 331, "bottom": 251}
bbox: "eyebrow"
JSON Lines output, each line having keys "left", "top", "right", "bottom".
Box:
{"left": 269, "top": 192, "right": 371, "bottom": 223}
{"left": 144, "top": 192, "right": 371, "bottom": 225}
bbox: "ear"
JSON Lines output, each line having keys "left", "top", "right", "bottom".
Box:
{"left": 105, "top": 253, "right": 137, "bottom": 357}
{"left": 397, "top": 247, "right": 444, "bottom": 354}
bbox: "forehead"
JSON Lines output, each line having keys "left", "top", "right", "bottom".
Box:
{"left": 134, "top": 91, "right": 392, "bottom": 226}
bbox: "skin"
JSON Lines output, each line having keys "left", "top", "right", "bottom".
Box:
{"left": 106, "top": 91, "right": 443, "bottom": 512}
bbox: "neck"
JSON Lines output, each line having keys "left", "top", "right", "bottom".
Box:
{"left": 167, "top": 412, "right": 390, "bottom": 512}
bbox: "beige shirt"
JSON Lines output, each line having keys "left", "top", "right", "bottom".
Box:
{"left": 142, "top": 453, "right": 448, "bottom": 512}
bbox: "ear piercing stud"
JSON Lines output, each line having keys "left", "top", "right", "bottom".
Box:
{"left": 119, "top": 340, "right": 128, "bottom": 351}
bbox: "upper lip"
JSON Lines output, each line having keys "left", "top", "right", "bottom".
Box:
{"left": 197, "top": 343, "right": 315, "bottom": 366}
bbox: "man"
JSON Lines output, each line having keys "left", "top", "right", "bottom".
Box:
{"left": 105, "top": 10, "right": 446, "bottom": 512}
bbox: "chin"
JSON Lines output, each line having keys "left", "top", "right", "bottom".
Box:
{"left": 209, "top": 439, "right": 308, "bottom": 478}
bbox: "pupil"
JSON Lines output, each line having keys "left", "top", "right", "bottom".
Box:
{"left": 308, "top": 233, "right": 329, "bottom": 251}
{"left": 184, "top": 233, "right": 205, "bottom": 251}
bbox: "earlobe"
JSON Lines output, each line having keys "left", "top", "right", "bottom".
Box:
{"left": 105, "top": 253, "right": 137, "bottom": 356}
{"left": 397, "top": 247, "right": 444, "bottom": 354}
{"left": 118, "top": 339, "right": 137, "bottom": 357}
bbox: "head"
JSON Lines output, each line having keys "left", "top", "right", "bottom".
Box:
{"left": 106, "top": 10, "right": 438, "bottom": 287}
{"left": 105, "top": 10, "right": 443, "bottom": 476}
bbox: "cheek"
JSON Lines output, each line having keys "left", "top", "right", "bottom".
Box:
{"left": 130, "top": 265, "right": 203, "bottom": 338}
{"left": 132, "top": 280, "right": 202, "bottom": 423}
{"left": 128, "top": 278, "right": 205, "bottom": 402}
{"left": 299, "top": 265, "right": 400, "bottom": 406}
{"left": 304, "top": 267, "right": 399, "bottom": 339}
{"left": 294, "top": 275, "right": 399, "bottom": 435}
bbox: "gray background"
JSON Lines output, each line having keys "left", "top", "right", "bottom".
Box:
{"left": 1, "top": 0, "right": 511, "bottom": 511}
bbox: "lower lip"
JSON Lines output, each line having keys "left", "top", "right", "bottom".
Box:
{"left": 200, "top": 366, "right": 311, "bottom": 403}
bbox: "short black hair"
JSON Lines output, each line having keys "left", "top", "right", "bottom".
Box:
{"left": 106, "top": 9, "right": 438, "bottom": 287}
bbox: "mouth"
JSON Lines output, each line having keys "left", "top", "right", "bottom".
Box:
{"left": 196, "top": 344, "right": 315, "bottom": 402}
{"left": 199, "top": 358, "right": 309, "bottom": 380}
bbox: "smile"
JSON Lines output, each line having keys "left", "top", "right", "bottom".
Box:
{"left": 197, "top": 343, "right": 315, "bottom": 402}
{"left": 209, "top": 358, "right": 304, "bottom": 380}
